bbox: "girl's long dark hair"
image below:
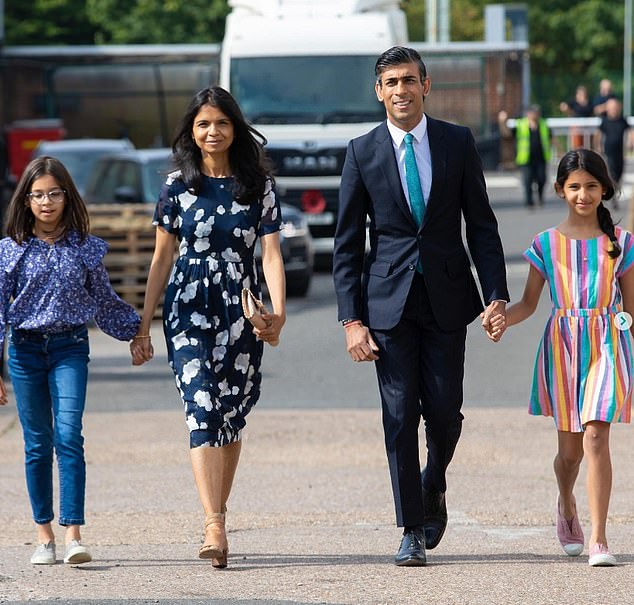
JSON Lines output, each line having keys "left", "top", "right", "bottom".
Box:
{"left": 555, "top": 148, "right": 621, "bottom": 258}
{"left": 5, "top": 156, "right": 90, "bottom": 244}
{"left": 171, "top": 86, "right": 273, "bottom": 204}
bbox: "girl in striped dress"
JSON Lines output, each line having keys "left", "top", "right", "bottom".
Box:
{"left": 488, "top": 149, "right": 634, "bottom": 567}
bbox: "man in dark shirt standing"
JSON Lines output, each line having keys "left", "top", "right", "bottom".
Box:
{"left": 597, "top": 98, "right": 633, "bottom": 207}
{"left": 593, "top": 79, "right": 617, "bottom": 118}
{"left": 560, "top": 85, "right": 594, "bottom": 148}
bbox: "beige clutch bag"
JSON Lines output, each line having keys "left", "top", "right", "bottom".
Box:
{"left": 241, "top": 288, "right": 279, "bottom": 346}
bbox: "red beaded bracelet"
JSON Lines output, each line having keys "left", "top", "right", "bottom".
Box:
{"left": 343, "top": 320, "right": 362, "bottom": 329}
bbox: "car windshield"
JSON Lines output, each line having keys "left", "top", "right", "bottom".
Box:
{"left": 230, "top": 56, "right": 384, "bottom": 124}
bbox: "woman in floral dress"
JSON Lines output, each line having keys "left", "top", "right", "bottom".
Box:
{"left": 130, "top": 87, "right": 286, "bottom": 568}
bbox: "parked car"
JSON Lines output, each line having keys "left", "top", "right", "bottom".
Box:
{"left": 31, "top": 138, "right": 135, "bottom": 196}
{"left": 84, "top": 148, "right": 313, "bottom": 296}
{"left": 83, "top": 148, "right": 172, "bottom": 205}
{"left": 262, "top": 203, "right": 313, "bottom": 297}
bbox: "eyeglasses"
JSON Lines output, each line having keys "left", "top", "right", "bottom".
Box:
{"left": 27, "top": 189, "right": 66, "bottom": 204}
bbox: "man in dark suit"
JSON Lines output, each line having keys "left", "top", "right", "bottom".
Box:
{"left": 333, "top": 46, "right": 509, "bottom": 566}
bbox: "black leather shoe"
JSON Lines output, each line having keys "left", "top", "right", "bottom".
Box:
{"left": 422, "top": 488, "right": 447, "bottom": 549}
{"left": 394, "top": 527, "right": 426, "bottom": 566}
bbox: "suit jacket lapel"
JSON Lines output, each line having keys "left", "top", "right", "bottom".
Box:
{"left": 374, "top": 122, "right": 418, "bottom": 229}
{"left": 423, "top": 116, "right": 447, "bottom": 229}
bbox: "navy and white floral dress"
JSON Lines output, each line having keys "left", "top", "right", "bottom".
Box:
{"left": 154, "top": 173, "right": 281, "bottom": 448}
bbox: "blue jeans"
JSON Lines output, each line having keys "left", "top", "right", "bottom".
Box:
{"left": 8, "top": 325, "right": 90, "bottom": 526}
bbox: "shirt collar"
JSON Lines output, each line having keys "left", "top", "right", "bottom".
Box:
{"left": 386, "top": 114, "right": 427, "bottom": 147}
{"left": 26, "top": 231, "right": 74, "bottom": 247}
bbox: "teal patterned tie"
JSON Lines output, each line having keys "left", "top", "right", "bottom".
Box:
{"left": 404, "top": 133, "right": 425, "bottom": 272}
{"left": 404, "top": 133, "right": 425, "bottom": 227}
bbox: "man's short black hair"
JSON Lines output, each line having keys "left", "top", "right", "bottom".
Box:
{"left": 375, "top": 46, "right": 428, "bottom": 84}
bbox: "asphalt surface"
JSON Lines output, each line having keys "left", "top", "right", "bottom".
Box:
{"left": 2, "top": 168, "right": 634, "bottom": 604}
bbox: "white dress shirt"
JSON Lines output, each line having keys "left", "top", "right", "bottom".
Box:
{"left": 386, "top": 115, "right": 432, "bottom": 213}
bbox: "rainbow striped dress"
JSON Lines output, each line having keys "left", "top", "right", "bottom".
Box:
{"left": 524, "top": 226, "right": 634, "bottom": 432}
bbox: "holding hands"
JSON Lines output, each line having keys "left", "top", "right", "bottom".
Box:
{"left": 130, "top": 334, "right": 154, "bottom": 366}
{"left": 481, "top": 300, "right": 507, "bottom": 343}
{"left": 129, "top": 310, "right": 285, "bottom": 365}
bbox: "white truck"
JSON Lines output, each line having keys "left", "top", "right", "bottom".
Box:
{"left": 220, "top": 0, "right": 407, "bottom": 261}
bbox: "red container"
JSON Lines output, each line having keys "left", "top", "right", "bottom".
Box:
{"left": 5, "top": 119, "right": 66, "bottom": 182}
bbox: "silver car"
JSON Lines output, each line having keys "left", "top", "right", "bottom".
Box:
{"left": 31, "top": 138, "right": 135, "bottom": 196}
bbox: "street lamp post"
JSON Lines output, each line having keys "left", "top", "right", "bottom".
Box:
{"left": 426, "top": 0, "right": 450, "bottom": 43}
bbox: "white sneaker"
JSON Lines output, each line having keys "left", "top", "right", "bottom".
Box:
{"left": 588, "top": 543, "right": 617, "bottom": 567}
{"left": 30, "top": 542, "right": 56, "bottom": 565}
{"left": 64, "top": 540, "right": 92, "bottom": 564}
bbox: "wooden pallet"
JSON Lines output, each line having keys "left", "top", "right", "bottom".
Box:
{"left": 88, "top": 204, "right": 164, "bottom": 318}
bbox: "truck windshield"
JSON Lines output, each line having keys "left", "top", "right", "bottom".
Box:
{"left": 230, "top": 56, "right": 384, "bottom": 124}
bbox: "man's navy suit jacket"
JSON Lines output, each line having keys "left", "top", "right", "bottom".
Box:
{"left": 333, "top": 116, "right": 510, "bottom": 332}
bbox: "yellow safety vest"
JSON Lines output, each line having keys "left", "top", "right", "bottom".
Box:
{"left": 515, "top": 118, "right": 551, "bottom": 165}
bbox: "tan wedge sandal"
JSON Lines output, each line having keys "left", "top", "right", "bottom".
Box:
{"left": 212, "top": 549, "right": 228, "bottom": 569}
{"left": 199, "top": 512, "right": 228, "bottom": 567}
{"left": 211, "top": 505, "right": 228, "bottom": 568}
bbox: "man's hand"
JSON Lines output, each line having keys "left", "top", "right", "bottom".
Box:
{"left": 345, "top": 323, "right": 379, "bottom": 362}
{"left": 481, "top": 300, "right": 507, "bottom": 343}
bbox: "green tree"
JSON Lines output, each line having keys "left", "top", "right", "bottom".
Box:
{"left": 86, "top": 0, "right": 229, "bottom": 44}
{"left": 5, "top": 0, "right": 98, "bottom": 45}
{"left": 401, "top": 0, "right": 627, "bottom": 114}
{"left": 529, "top": 0, "right": 625, "bottom": 113}
{"left": 530, "top": 0, "right": 623, "bottom": 77}
{"left": 401, "top": 0, "right": 489, "bottom": 43}
{"left": 4, "top": 0, "right": 230, "bottom": 45}
{"left": 402, "top": 0, "right": 425, "bottom": 41}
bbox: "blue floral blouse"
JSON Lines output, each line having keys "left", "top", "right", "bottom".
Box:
{"left": 0, "top": 232, "right": 140, "bottom": 347}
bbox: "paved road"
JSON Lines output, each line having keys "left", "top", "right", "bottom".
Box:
{"left": 2, "top": 169, "right": 634, "bottom": 604}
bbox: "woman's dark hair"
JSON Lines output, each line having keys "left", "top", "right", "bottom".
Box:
{"left": 555, "top": 148, "right": 621, "bottom": 258}
{"left": 171, "top": 86, "right": 272, "bottom": 204}
{"left": 375, "top": 46, "right": 427, "bottom": 84}
{"left": 5, "top": 156, "right": 90, "bottom": 244}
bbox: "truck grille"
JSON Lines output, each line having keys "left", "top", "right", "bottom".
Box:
{"left": 267, "top": 147, "right": 347, "bottom": 177}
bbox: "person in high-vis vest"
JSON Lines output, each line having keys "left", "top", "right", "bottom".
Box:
{"left": 499, "top": 105, "right": 552, "bottom": 207}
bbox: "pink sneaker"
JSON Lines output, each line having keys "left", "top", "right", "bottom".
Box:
{"left": 588, "top": 543, "right": 616, "bottom": 567}
{"left": 556, "top": 498, "right": 584, "bottom": 556}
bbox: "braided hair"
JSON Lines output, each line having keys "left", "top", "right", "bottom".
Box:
{"left": 555, "top": 148, "right": 621, "bottom": 258}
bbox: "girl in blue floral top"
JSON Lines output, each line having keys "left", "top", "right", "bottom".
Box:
{"left": 0, "top": 157, "right": 140, "bottom": 566}
{"left": 130, "top": 86, "right": 286, "bottom": 568}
